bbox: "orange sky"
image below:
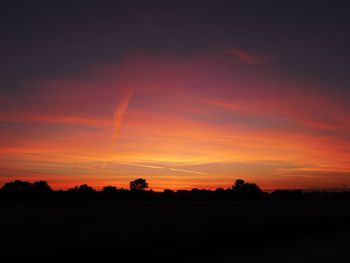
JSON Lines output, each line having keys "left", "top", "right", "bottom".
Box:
{"left": 1, "top": 53, "right": 350, "bottom": 191}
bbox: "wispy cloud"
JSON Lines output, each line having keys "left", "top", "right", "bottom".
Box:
{"left": 103, "top": 87, "right": 134, "bottom": 168}
{"left": 227, "top": 49, "right": 266, "bottom": 65}
{"left": 0, "top": 113, "right": 110, "bottom": 128}
{"left": 168, "top": 168, "right": 207, "bottom": 175}
{"left": 2, "top": 53, "right": 350, "bottom": 190}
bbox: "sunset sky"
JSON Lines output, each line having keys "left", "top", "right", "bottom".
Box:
{"left": 1, "top": 1, "right": 350, "bottom": 190}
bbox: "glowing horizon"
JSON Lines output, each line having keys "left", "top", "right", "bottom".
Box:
{"left": 1, "top": 51, "right": 350, "bottom": 191}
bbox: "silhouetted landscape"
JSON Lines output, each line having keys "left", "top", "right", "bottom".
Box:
{"left": 2, "top": 1, "right": 350, "bottom": 262}
{"left": 1, "top": 179, "right": 350, "bottom": 262}
{"left": 2, "top": 179, "right": 350, "bottom": 202}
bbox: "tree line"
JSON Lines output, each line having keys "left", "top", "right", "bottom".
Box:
{"left": 1, "top": 178, "right": 349, "bottom": 201}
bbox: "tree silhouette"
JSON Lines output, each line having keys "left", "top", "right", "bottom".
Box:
{"left": 31, "top": 181, "right": 52, "bottom": 193}
{"left": 130, "top": 178, "right": 148, "bottom": 191}
{"left": 232, "top": 179, "right": 262, "bottom": 197}
{"left": 1, "top": 180, "right": 32, "bottom": 194}
{"left": 233, "top": 179, "right": 246, "bottom": 191}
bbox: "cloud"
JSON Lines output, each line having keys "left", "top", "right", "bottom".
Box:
{"left": 0, "top": 113, "right": 110, "bottom": 128}
{"left": 227, "top": 49, "right": 266, "bottom": 65}
{"left": 112, "top": 89, "right": 134, "bottom": 145}
{"left": 168, "top": 167, "right": 207, "bottom": 175}
{"left": 2, "top": 52, "right": 350, "bottom": 190}
{"left": 201, "top": 97, "right": 350, "bottom": 133}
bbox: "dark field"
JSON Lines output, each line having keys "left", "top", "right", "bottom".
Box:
{"left": 1, "top": 200, "right": 350, "bottom": 262}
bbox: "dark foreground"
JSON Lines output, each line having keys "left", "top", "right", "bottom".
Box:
{"left": 1, "top": 200, "right": 350, "bottom": 262}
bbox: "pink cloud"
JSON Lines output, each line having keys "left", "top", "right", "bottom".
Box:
{"left": 227, "top": 49, "right": 266, "bottom": 65}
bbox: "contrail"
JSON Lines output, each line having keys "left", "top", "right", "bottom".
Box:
{"left": 112, "top": 89, "right": 133, "bottom": 145}
{"left": 169, "top": 167, "right": 207, "bottom": 175}
{"left": 126, "top": 163, "right": 164, "bottom": 169}
{"left": 102, "top": 88, "right": 134, "bottom": 168}
{"left": 118, "top": 162, "right": 207, "bottom": 175}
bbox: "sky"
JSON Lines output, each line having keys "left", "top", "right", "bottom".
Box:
{"left": 1, "top": 0, "right": 350, "bottom": 190}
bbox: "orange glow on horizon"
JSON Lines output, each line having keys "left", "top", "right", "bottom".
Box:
{"left": 1, "top": 54, "right": 350, "bottom": 191}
